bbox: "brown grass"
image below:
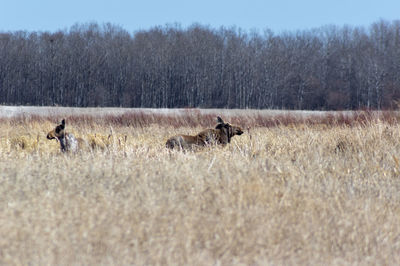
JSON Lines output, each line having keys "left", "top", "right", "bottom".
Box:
{"left": 1, "top": 111, "right": 400, "bottom": 265}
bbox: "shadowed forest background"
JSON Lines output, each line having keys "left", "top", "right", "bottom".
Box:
{"left": 1, "top": 20, "right": 400, "bottom": 110}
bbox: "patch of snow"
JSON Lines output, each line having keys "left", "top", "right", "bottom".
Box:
{"left": 0, "top": 105, "right": 351, "bottom": 119}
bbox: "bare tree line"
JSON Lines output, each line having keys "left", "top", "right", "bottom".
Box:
{"left": 1, "top": 20, "right": 400, "bottom": 110}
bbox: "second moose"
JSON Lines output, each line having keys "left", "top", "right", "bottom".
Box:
{"left": 166, "top": 116, "right": 243, "bottom": 150}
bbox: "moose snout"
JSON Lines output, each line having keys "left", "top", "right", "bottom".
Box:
{"left": 47, "top": 133, "right": 54, "bottom": 140}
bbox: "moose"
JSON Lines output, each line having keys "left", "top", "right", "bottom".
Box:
{"left": 166, "top": 116, "right": 243, "bottom": 150}
{"left": 46, "top": 119, "right": 86, "bottom": 152}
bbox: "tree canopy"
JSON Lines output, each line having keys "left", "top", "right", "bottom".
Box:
{"left": 1, "top": 20, "right": 400, "bottom": 110}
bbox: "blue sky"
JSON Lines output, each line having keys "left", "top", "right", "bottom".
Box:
{"left": 1, "top": 0, "right": 399, "bottom": 33}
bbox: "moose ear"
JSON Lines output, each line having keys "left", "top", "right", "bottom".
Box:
{"left": 61, "top": 119, "right": 65, "bottom": 129}
{"left": 217, "top": 116, "right": 224, "bottom": 124}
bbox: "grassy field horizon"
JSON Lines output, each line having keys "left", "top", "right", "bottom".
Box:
{"left": 1, "top": 109, "right": 400, "bottom": 265}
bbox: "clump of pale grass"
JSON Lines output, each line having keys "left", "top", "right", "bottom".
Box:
{"left": 1, "top": 114, "right": 400, "bottom": 265}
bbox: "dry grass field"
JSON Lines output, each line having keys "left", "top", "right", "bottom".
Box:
{"left": 1, "top": 109, "right": 400, "bottom": 265}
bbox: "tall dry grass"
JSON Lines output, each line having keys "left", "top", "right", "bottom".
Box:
{"left": 1, "top": 111, "right": 400, "bottom": 265}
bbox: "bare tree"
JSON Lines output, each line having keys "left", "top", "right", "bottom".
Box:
{"left": 1, "top": 21, "right": 400, "bottom": 110}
